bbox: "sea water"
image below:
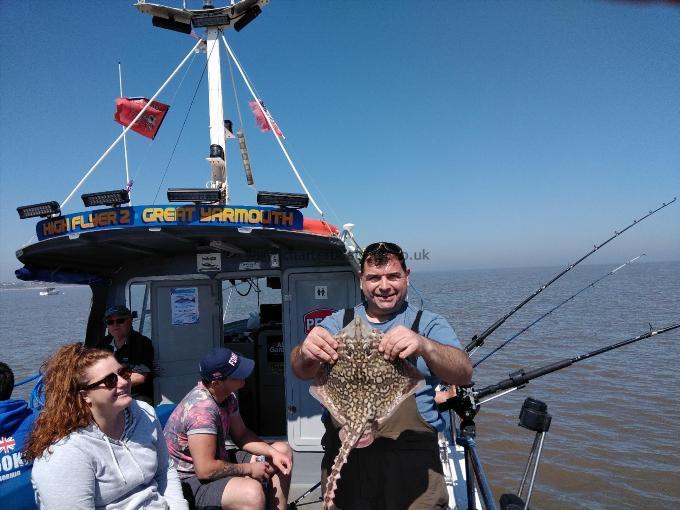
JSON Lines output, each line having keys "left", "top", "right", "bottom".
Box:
{"left": 2, "top": 261, "right": 678, "bottom": 509}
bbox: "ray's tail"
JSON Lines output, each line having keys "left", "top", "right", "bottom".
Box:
{"left": 323, "top": 424, "right": 366, "bottom": 510}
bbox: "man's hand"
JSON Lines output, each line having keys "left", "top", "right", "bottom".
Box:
{"left": 379, "top": 325, "right": 424, "bottom": 360}
{"left": 269, "top": 445, "right": 293, "bottom": 476}
{"left": 299, "top": 326, "right": 338, "bottom": 364}
{"left": 247, "top": 461, "right": 275, "bottom": 482}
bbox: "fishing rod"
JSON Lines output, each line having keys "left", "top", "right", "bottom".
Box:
{"left": 473, "top": 254, "right": 645, "bottom": 368}
{"left": 442, "top": 322, "right": 679, "bottom": 417}
{"left": 474, "top": 323, "right": 679, "bottom": 403}
{"left": 465, "top": 197, "right": 676, "bottom": 355}
{"left": 442, "top": 322, "right": 679, "bottom": 510}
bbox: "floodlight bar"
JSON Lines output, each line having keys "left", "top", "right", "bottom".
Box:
{"left": 152, "top": 16, "right": 192, "bottom": 34}
{"left": 257, "top": 191, "right": 309, "bottom": 209}
{"left": 81, "top": 189, "right": 130, "bottom": 208}
{"left": 192, "top": 13, "right": 231, "bottom": 28}
{"left": 234, "top": 5, "right": 261, "bottom": 32}
{"left": 17, "top": 201, "right": 61, "bottom": 219}
{"left": 167, "top": 188, "right": 223, "bottom": 204}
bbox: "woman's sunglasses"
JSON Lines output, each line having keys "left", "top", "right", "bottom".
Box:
{"left": 105, "top": 317, "right": 129, "bottom": 325}
{"left": 82, "top": 367, "right": 132, "bottom": 391}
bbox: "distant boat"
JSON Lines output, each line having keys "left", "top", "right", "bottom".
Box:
{"left": 39, "top": 287, "right": 60, "bottom": 296}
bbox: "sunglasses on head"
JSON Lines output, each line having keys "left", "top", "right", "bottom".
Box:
{"left": 105, "top": 317, "right": 129, "bottom": 325}
{"left": 360, "top": 241, "right": 404, "bottom": 265}
{"left": 82, "top": 367, "right": 132, "bottom": 391}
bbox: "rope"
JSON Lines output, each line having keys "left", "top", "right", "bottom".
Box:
{"left": 14, "top": 373, "right": 41, "bottom": 387}
{"left": 30, "top": 377, "right": 45, "bottom": 411}
{"left": 225, "top": 37, "right": 256, "bottom": 190}
{"left": 280, "top": 140, "right": 343, "bottom": 235}
{"left": 220, "top": 34, "right": 325, "bottom": 217}
{"left": 153, "top": 38, "right": 215, "bottom": 204}
{"left": 118, "top": 62, "right": 131, "bottom": 200}
{"left": 14, "top": 373, "right": 45, "bottom": 411}
{"left": 59, "top": 38, "right": 203, "bottom": 211}
{"left": 137, "top": 47, "right": 198, "bottom": 197}
{"left": 225, "top": 38, "right": 246, "bottom": 133}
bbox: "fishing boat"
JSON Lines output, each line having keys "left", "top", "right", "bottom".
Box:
{"left": 11, "top": 2, "right": 679, "bottom": 510}
{"left": 38, "top": 287, "right": 60, "bottom": 296}
{"left": 12, "top": 1, "right": 474, "bottom": 508}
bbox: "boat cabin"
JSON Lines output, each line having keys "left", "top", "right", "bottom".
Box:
{"left": 16, "top": 206, "right": 367, "bottom": 499}
{"left": 17, "top": 214, "right": 361, "bottom": 458}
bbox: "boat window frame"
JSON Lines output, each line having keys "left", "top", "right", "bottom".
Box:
{"left": 217, "top": 269, "right": 283, "bottom": 329}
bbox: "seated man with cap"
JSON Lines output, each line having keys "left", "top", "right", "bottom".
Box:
{"left": 164, "top": 347, "right": 292, "bottom": 510}
{"left": 95, "top": 305, "right": 155, "bottom": 405}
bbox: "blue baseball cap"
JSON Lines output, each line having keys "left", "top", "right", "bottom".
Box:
{"left": 199, "top": 347, "right": 255, "bottom": 381}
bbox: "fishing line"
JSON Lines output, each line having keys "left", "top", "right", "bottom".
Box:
{"left": 473, "top": 254, "right": 645, "bottom": 367}
{"left": 465, "top": 198, "right": 676, "bottom": 355}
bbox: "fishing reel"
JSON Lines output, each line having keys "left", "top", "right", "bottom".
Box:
{"left": 437, "top": 383, "right": 480, "bottom": 423}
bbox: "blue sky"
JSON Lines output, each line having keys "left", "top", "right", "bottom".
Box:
{"left": 1, "top": 0, "right": 678, "bottom": 282}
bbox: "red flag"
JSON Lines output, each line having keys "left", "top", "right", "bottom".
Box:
{"left": 249, "top": 100, "right": 284, "bottom": 138}
{"left": 114, "top": 97, "right": 170, "bottom": 140}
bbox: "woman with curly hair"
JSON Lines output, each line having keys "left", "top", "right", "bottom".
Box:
{"left": 25, "top": 343, "right": 187, "bottom": 509}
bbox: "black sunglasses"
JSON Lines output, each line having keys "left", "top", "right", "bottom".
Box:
{"left": 82, "top": 367, "right": 132, "bottom": 391}
{"left": 105, "top": 317, "right": 129, "bottom": 325}
{"left": 360, "top": 241, "right": 404, "bottom": 265}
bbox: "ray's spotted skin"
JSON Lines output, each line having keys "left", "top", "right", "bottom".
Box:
{"left": 310, "top": 317, "right": 424, "bottom": 510}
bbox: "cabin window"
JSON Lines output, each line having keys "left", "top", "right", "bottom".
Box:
{"left": 128, "top": 282, "right": 153, "bottom": 338}
{"left": 221, "top": 276, "right": 282, "bottom": 341}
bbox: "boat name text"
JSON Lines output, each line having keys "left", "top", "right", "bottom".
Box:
{"left": 36, "top": 205, "right": 302, "bottom": 240}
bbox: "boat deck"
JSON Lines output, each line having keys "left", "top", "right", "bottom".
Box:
{"left": 289, "top": 484, "right": 323, "bottom": 509}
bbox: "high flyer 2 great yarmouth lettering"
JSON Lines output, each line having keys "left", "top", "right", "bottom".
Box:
{"left": 36, "top": 205, "right": 303, "bottom": 240}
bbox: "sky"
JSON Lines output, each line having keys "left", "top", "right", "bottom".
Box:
{"left": 1, "top": 0, "right": 678, "bottom": 282}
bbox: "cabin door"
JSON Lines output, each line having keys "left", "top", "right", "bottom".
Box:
{"left": 283, "top": 268, "right": 360, "bottom": 451}
{"left": 151, "top": 279, "right": 222, "bottom": 404}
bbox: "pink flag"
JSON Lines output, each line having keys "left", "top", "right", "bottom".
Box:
{"left": 249, "top": 101, "right": 284, "bottom": 138}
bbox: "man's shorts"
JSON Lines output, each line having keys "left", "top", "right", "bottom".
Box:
{"left": 181, "top": 450, "right": 254, "bottom": 509}
{"left": 321, "top": 432, "right": 449, "bottom": 510}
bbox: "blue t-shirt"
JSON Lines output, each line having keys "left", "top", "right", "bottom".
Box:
{"left": 0, "top": 399, "right": 37, "bottom": 508}
{"left": 319, "top": 301, "right": 461, "bottom": 432}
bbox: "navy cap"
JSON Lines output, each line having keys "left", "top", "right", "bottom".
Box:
{"left": 200, "top": 347, "right": 255, "bottom": 381}
{"left": 105, "top": 305, "right": 132, "bottom": 318}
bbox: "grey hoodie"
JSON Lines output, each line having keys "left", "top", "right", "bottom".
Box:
{"left": 31, "top": 400, "right": 188, "bottom": 509}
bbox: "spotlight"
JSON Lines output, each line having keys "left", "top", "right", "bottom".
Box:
{"left": 234, "top": 5, "right": 261, "bottom": 32}
{"left": 256, "top": 191, "right": 309, "bottom": 209}
{"left": 17, "top": 201, "right": 61, "bottom": 219}
{"left": 167, "top": 188, "right": 223, "bottom": 204}
{"left": 192, "top": 13, "right": 231, "bottom": 28}
{"left": 152, "top": 16, "right": 192, "bottom": 34}
{"left": 81, "top": 189, "right": 130, "bottom": 208}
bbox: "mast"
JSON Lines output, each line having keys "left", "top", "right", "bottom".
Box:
{"left": 205, "top": 25, "right": 228, "bottom": 203}
{"left": 135, "top": 0, "right": 268, "bottom": 206}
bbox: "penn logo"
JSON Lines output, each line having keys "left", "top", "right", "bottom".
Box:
{"left": 228, "top": 352, "right": 239, "bottom": 367}
{"left": 303, "top": 308, "right": 334, "bottom": 334}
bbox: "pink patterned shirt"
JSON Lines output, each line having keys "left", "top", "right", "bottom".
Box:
{"left": 163, "top": 382, "right": 239, "bottom": 479}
